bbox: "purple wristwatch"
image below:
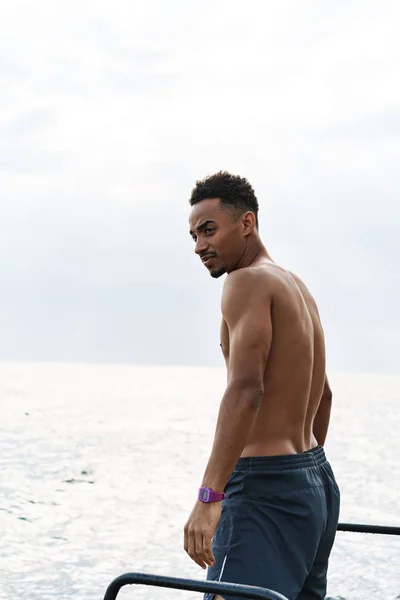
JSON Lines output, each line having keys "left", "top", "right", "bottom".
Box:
{"left": 198, "top": 486, "right": 225, "bottom": 503}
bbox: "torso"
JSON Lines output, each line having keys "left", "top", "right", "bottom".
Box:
{"left": 220, "top": 260, "right": 326, "bottom": 457}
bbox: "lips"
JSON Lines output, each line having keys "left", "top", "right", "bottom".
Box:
{"left": 201, "top": 254, "right": 216, "bottom": 265}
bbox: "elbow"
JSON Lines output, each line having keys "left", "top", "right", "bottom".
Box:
{"left": 323, "top": 378, "right": 333, "bottom": 403}
{"left": 323, "top": 387, "right": 333, "bottom": 403}
{"left": 227, "top": 378, "right": 264, "bottom": 409}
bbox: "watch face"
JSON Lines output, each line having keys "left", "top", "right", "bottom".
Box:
{"left": 200, "top": 488, "right": 210, "bottom": 501}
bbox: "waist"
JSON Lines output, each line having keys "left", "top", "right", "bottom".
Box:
{"left": 234, "top": 445, "right": 327, "bottom": 472}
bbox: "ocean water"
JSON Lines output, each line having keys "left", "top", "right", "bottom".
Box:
{"left": 1, "top": 362, "right": 399, "bottom": 600}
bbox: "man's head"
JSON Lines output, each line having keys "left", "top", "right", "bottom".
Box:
{"left": 189, "top": 171, "right": 259, "bottom": 278}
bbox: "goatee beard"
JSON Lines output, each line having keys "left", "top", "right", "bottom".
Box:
{"left": 210, "top": 267, "right": 226, "bottom": 279}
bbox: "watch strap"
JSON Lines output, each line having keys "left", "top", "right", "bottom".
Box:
{"left": 198, "top": 486, "right": 225, "bottom": 503}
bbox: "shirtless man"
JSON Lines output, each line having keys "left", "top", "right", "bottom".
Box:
{"left": 184, "top": 172, "right": 340, "bottom": 600}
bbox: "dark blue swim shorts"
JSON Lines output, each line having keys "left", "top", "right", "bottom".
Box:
{"left": 205, "top": 446, "right": 340, "bottom": 600}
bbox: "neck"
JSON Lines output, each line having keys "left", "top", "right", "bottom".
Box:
{"left": 234, "top": 235, "right": 272, "bottom": 271}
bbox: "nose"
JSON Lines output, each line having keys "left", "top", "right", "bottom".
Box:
{"left": 194, "top": 236, "right": 209, "bottom": 255}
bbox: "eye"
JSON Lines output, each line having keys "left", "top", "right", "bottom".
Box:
{"left": 205, "top": 228, "right": 214, "bottom": 235}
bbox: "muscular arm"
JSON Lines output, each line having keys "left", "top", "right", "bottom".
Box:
{"left": 313, "top": 375, "right": 332, "bottom": 446}
{"left": 201, "top": 270, "right": 272, "bottom": 491}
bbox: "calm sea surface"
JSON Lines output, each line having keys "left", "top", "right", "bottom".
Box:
{"left": 1, "top": 363, "right": 399, "bottom": 600}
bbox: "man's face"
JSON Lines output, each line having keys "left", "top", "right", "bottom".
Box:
{"left": 189, "top": 198, "right": 245, "bottom": 278}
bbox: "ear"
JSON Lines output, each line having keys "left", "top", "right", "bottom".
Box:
{"left": 242, "top": 211, "right": 257, "bottom": 236}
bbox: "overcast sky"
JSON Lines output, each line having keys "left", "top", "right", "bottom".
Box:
{"left": 1, "top": 0, "right": 399, "bottom": 373}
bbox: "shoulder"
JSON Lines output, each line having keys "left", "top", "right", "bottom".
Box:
{"left": 287, "top": 270, "right": 312, "bottom": 297}
{"left": 223, "top": 265, "right": 273, "bottom": 294}
{"left": 223, "top": 262, "right": 288, "bottom": 299}
{"left": 287, "top": 270, "right": 319, "bottom": 313}
{"left": 221, "top": 263, "right": 317, "bottom": 314}
{"left": 221, "top": 266, "right": 274, "bottom": 321}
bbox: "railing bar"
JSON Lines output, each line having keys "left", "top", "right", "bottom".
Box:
{"left": 338, "top": 522, "right": 400, "bottom": 535}
{"left": 103, "top": 573, "right": 289, "bottom": 600}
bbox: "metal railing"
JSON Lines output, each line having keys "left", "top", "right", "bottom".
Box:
{"left": 102, "top": 521, "right": 400, "bottom": 600}
{"left": 102, "top": 573, "right": 289, "bottom": 600}
{"left": 337, "top": 522, "right": 400, "bottom": 536}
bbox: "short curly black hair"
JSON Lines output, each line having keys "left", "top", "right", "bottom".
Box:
{"left": 189, "top": 171, "right": 259, "bottom": 228}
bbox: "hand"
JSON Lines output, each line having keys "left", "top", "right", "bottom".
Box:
{"left": 184, "top": 500, "right": 222, "bottom": 569}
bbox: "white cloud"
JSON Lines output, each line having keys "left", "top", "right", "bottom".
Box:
{"left": 0, "top": 0, "right": 399, "bottom": 370}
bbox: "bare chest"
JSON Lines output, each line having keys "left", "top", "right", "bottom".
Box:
{"left": 220, "top": 319, "right": 230, "bottom": 363}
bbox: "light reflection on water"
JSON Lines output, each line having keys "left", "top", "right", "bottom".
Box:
{"left": 1, "top": 363, "right": 399, "bottom": 600}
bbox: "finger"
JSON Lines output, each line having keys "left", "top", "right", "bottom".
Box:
{"left": 202, "top": 532, "right": 215, "bottom": 567}
{"left": 188, "top": 529, "right": 206, "bottom": 569}
{"left": 195, "top": 531, "right": 207, "bottom": 569}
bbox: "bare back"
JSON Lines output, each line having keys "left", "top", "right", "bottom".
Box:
{"left": 220, "top": 259, "right": 326, "bottom": 456}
